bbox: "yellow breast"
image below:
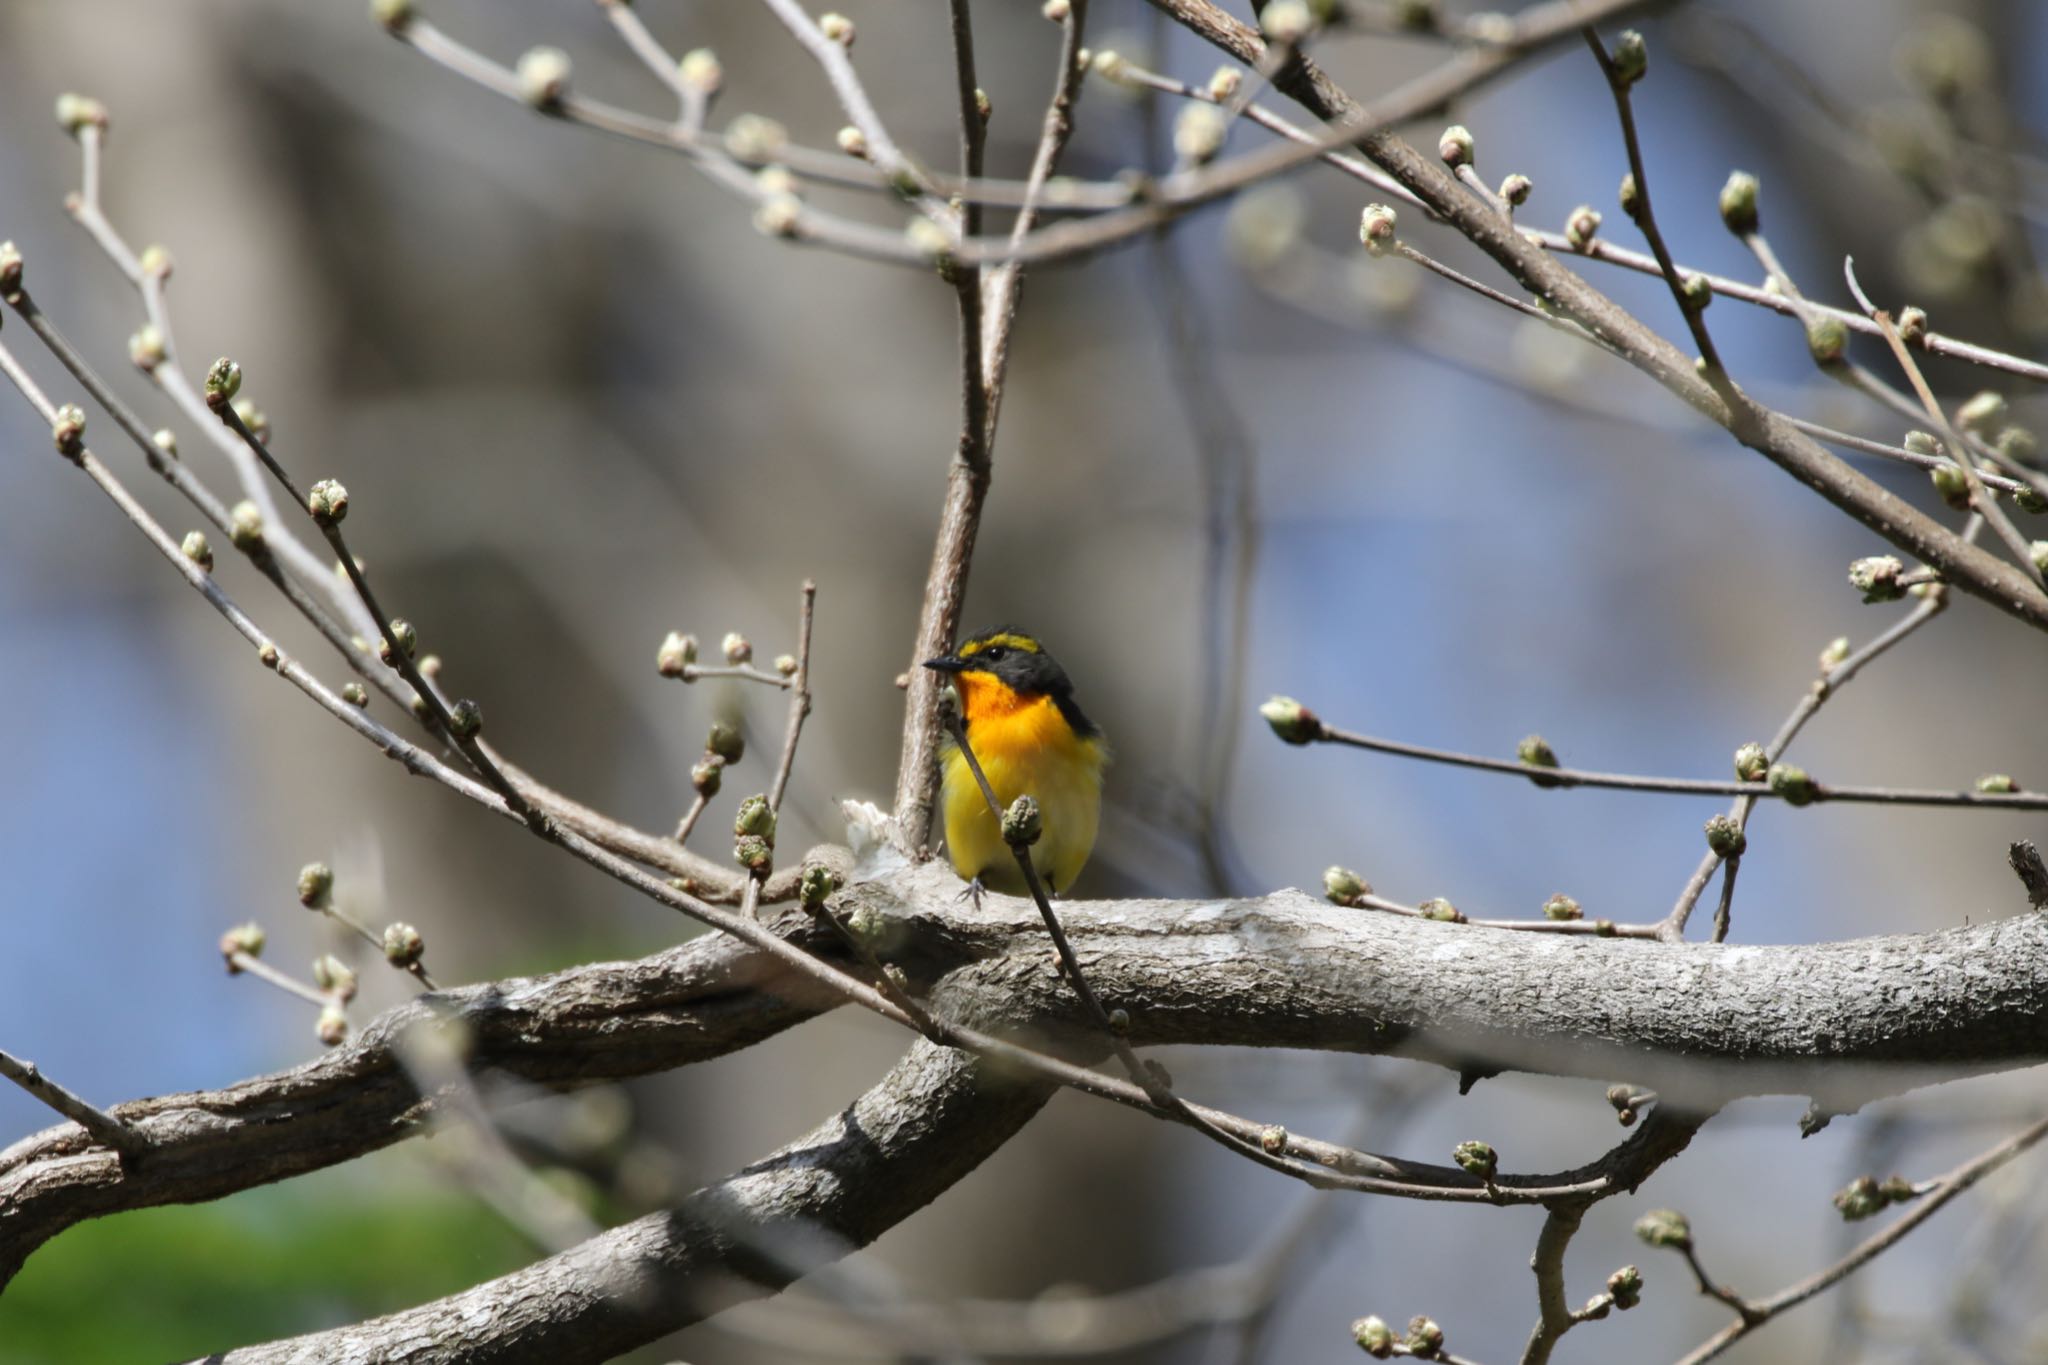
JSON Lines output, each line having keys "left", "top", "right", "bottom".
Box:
{"left": 940, "top": 692, "right": 1105, "bottom": 896}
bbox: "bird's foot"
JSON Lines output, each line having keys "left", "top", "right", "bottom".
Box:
{"left": 954, "top": 876, "right": 987, "bottom": 912}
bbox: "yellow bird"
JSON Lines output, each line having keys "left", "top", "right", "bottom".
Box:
{"left": 925, "top": 627, "right": 1107, "bottom": 897}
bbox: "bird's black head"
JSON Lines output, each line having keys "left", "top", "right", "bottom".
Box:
{"left": 923, "top": 626, "right": 1097, "bottom": 736}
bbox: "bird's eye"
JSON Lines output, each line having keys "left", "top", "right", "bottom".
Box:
{"left": 982, "top": 645, "right": 1006, "bottom": 662}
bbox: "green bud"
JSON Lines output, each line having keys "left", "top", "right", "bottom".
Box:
{"left": 690, "top": 757, "right": 724, "bottom": 796}
{"left": 1896, "top": 305, "right": 1927, "bottom": 344}
{"left": 341, "top": 681, "right": 369, "bottom": 707}
{"left": 1976, "top": 773, "right": 2019, "bottom": 794}
{"left": 312, "top": 953, "right": 358, "bottom": 1002}
{"left": 382, "top": 921, "right": 424, "bottom": 967}
{"left": 1437, "top": 124, "right": 1474, "bottom": 168}
{"left": 379, "top": 618, "right": 417, "bottom": 663}
{"left": 1001, "top": 794, "right": 1043, "bottom": 847}
{"left": 1957, "top": 389, "right": 2007, "bottom": 434}
{"left": 1452, "top": 1139, "right": 1498, "bottom": 1180}
{"left": 1499, "top": 173, "right": 1532, "bottom": 207}
{"left": 297, "top": 861, "right": 335, "bottom": 909}
{"left": 55, "top": 93, "right": 110, "bottom": 136}
{"left": 1323, "top": 865, "right": 1370, "bottom": 905}
{"left": 734, "top": 833, "right": 773, "bottom": 873}
{"left": 1207, "top": 66, "right": 1243, "bottom": 102}
{"left": 706, "top": 720, "right": 744, "bottom": 764}
{"left": 2030, "top": 540, "right": 2048, "bottom": 574}
{"left": 678, "top": 48, "right": 723, "bottom": 95}
{"left": 1607, "top": 1265, "right": 1642, "bottom": 1309}
{"left": 1565, "top": 205, "right": 1603, "bottom": 249}
{"left": 1848, "top": 554, "right": 1905, "bottom": 602}
{"left": 0, "top": 240, "right": 21, "bottom": 302}
{"left": 129, "top": 324, "right": 166, "bottom": 373}
{"left": 447, "top": 698, "right": 483, "bottom": 739}
{"left": 1419, "top": 897, "right": 1465, "bottom": 923}
{"left": 1718, "top": 170, "right": 1759, "bottom": 234}
{"left": 1995, "top": 426, "right": 2038, "bottom": 463}
{"left": 1611, "top": 30, "right": 1647, "bottom": 84}
{"left": 307, "top": 478, "right": 349, "bottom": 525}
{"left": 818, "top": 11, "right": 854, "bottom": 45}
{"left": 370, "top": 0, "right": 413, "bottom": 32}
{"left": 1404, "top": 1316, "right": 1445, "bottom": 1357}
{"left": 1542, "top": 892, "right": 1582, "bottom": 921}
{"left": 517, "top": 46, "right": 572, "bottom": 111}
{"left": 725, "top": 113, "right": 788, "bottom": 162}
{"left": 1260, "top": 0, "right": 1313, "bottom": 44}
{"left": 1517, "top": 733, "right": 1563, "bottom": 787}
{"left": 734, "top": 794, "right": 776, "bottom": 842}
{"left": 721, "top": 632, "right": 752, "bottom": 665}
{"left": 1633, "top": 1207, "right": 1691, "bottom": 1250}
{"left": 657, "top": 630, "right": 698, "bottom": 678}
{"left": 798, "top": 862, "right": 841, "bottom": 910}
{"left": 180, "top": 530, "right": 214, "bottom": 571}
{"left": 229, "top": 500, "right": 265, "bottom": 551}
{"left": 204, "top": 356, "right": 242, "bottom": 408}
{"left": 1679, "top": 271, "right": 1712, "bottom": 312}
{"left": 1768, "top": 762, "right": 1817, "bottom": 806}
{"left": 1806, "top": 315, "right": 1849, "bottom": 366}
{"left": 137, "top": 244, "right": 172, "bottom": 279}
{"left": 1704, "top": 813, "right": 1747, "bottom": 858}
{"left": 151, "top": 428, "right": 178, "bottom": 458}
{"left": 1832, "top": 1175, "right": 1885, "bottom": 1221}
{"left": 1930, "top": 461, "right": 1971, "bottom": 509}
{"left": 1352, "top": 1315, "right": 1395, "bottom": 1358}
{"left": 51, "top": 403, "right": 86, "bottom": 457}
{"left": 220, "top": 921, "right": 266, "bottom": 962}
{"left": 1259, "top": 1124, "right": 1287, "bottom": 1154}
{"left": 1260, "top": 696, "right": 1321, "bottom": 745}
{"left": 1173, "top": 104, "right": 1228, "bottom": 165}
{"left": 774, "top": 653, "right": 798, "bottom": 677}
{"left": 1618, "top": 172, "right": 1640, "bottom": 219}
{"left": 1733, "top": 742, "right": 1768, "bottom": 781}
{"left": 1358, "top": 203, "right": 1398, "bottom": 258}
{"left": 315, "top": 1006, "right": 350, "bottom": 1047}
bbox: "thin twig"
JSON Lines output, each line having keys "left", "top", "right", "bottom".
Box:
{"left": 1672, "top": 1114, "right": 2048, "bottom": 1364}
{"left": 0, "top": 1047, "right": 145, "bottom": 1157}
{"left": 1308, "top": 718, "right": 2047, "bottom": 810}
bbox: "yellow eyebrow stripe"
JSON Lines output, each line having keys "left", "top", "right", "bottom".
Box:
{"left": 960, "top": 632, "right": 1041, "bottom": 657}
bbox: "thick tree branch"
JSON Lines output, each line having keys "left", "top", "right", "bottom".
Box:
{"left": 0, "top": 929, "right": 837, "bottom": 1285}
{"left": 205, "top": 1042, "right": 1051, "bottom": 1364}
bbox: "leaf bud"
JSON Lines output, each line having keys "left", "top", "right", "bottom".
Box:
{"left": 691, "top": 757, "right": 724, "bottom": 796}
{"left": 307, "top": 478, "right": 349, "bottom": 525}
{"left": 722, "top": 631, "right": 753, "bottom": 665}
{"left": 312, "top": 953, "right": 358, "bottom": 1003}
{"left": 382, "top": 921, "right": 425, "bottom": 967}
{"left": 1704, "top": 813, "right": 1747, "bottom": 858}
{"left": 1002, "top": 794, "right": 1043, "bottom": 847}
{"left": 517, "top": 46, "right": 572, "bottom": 111}
{"left": 1565, "top": 205, "right": 1603, "bottom": 249}
{"left": 1976, "top": 773, "right": 2018, "bottom": 794}
{"left": 181, "top": 530, "right": 214, "bottom": 571}
{"left": 1767, "top": 762, "right": 1817, "bottom": 806}
{"left": 1352, "top": 1315, "right": 1394, "bottom": 1358}
{"left": 1499, "top": 172, "right": 1532, "bottom": 207}
{"left": 1452, "top": 1139, "right": 1498, "bottom": 1180}
{"left": 316, "top": 1006, "right": 349, "bottom": 1047}
{"left": 657, "top": 631, "right": 698, "bottom": 677}
{"left": 1542, "top": 893, "right": 1581, "bottom": 921}
{"left": 447, "top": 698, "right": 482, "bottom": 739}
{"left": 1358, "top": 203, "right": 1397, "bottom": 258}
{"left": 51, "top": 403, "right": 86, "bottom": 457}
{"left": 1437, "top": 124, "right": 1475, "bottom": 168}
{"left": 297, "top": 861, "right": 335, "bottom": 909}
{"left": 204, "top": 356, "right": 242, "bottom": 408}
{"left": 1957, "top": 390, "right": 2007, "bottom": 434}
{"left": 678, "top": 48, "right": 723, "bottom": 95}
{"left": 1848, "top": 554, "right": 1905, "bottom": 602}
{"left": 798, "top": 862, "right": 841, "bottom": 910}
{"left": 1718, "top": 170, "right": 1759, "bottom": 234}
{"left": 1633, "top": 1207, "right": 1691, "bottom": 1249}
{"left": 734, "top": 793, "right": 776, "bottom": 843}
{"left": 1607, "top": 1264, "right": 1642, "bottom": 1309}
{"left": 1610, "top": 30, "right": 1647, "bottom": 85}
{"left": 1260, "top": 695, "right": 1321, "bottom": 744}
{"left": 1323, "top": 865, "right": 1369, "bottom": 906}
{"left": 229, "top": 500, "right": 265, "bottom": 551}
{"left": 706, "top": 720, "right": 744, "bottom": 764}
{"left": 1733, "top": 742, "right": 1768, "bottom": 781}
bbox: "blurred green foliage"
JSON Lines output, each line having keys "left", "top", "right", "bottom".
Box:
{"left": 1, "top": 1162, "right": 532, "bottom": 1362}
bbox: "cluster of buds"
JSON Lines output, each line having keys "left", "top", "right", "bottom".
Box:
{"left": 1541, "top": 893, "right": 1582, "bottom": 921}
{"left": 1848, "top": 554, "right": 1906, "bottom": 603}
{"left": 1451, "top": 1139, "right": 1498, "bottom": 1181}
{"left": 734, "top": 793, "right": 776, "bottom": 875}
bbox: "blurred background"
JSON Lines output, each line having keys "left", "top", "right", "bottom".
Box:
{"left": 3, "top": 0, "right": 2047, "bottom": 1360}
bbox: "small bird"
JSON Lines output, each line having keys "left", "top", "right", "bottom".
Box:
{"left": 925, "top": 627, "right": 1106, "bottom": 897}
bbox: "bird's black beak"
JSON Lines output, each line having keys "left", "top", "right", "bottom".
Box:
{"left": 923, "top": 654, "right": 967, "bottom": 675}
